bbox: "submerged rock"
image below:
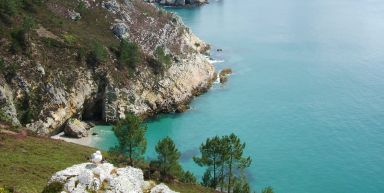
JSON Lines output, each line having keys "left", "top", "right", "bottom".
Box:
{"left": 47, "top": 160, "right": 178, "bottom": 193}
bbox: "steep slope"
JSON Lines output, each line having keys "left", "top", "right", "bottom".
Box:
{"left": 0, "top": 0, "right": 215, "bottom": 135}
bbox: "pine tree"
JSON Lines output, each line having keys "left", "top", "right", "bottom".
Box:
{"left": 112, "top": 113, "right": 147, "bottom": 166}
{"left": 193, "top": 136, "right": 223, "bottom": 189}
{"left": 225, "top": 133, "right": 252, "bottom": 193}
{"left": 155, "top": 137, "right": 182, "bottom": 179}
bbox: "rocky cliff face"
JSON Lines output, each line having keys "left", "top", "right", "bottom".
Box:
{"left": 48, "top": 162, "right": 178, "bottom": 193}
{"left": 0, "top": 0, "right": 215, "bottom": 135}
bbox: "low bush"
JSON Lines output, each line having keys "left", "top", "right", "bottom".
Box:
{"left": 63, "top": 34, "right": 77, "bottom": 46}
{"left": 179, "top": 171, "right": 197, "bottom": 184}
{"left": 10, "top": 29, "right": 27, "bottom": 53}
{"left": 119, "top": 40, "right": 141, "bottom": 69}
{"left": 42, "top": 37, "right": 66, "bottom": 48}
{"left": 0, "top": 0, "right": 18, "bottom": 16}
{"left": 87, "top": 41, "right": 108, "bottom": 66}
{"left": 77, "top": 1, "right": 87, "bottom": 14}
{"left": 41, "top": 182, "right": 64, "bottom": 193}
{"left": 155, "top": 47, "right": 172, "bottom": 67}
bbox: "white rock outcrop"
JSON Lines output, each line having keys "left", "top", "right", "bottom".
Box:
{"left": 48, "top": 162, "right": 178, "bottom": 193}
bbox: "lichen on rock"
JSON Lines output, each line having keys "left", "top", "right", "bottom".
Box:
{"left": 47, "top": 161, "right": 178, "bottom": 193}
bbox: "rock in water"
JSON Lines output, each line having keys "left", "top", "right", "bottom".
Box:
{"left": 63, "top": 118, "right": 89, "bottom": 138}
{"left": 47, "top": 162, "right": 179, "bottom": 193}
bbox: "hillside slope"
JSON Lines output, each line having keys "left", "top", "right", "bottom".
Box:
{"left": 0, "top": 132, "right": 217, "bottom": 193}
{"left": 0, "top": 0, "right": 215, "bottom": 135}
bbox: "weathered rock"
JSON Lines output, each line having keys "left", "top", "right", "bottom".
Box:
{"left": 102, "top": 0, "right": 120, "bottom": 13}
{"left": 63, "top": 118, "right": 89, "bottom": 138}
{"left": 47, "top": 162, "right": 178, "bottom": 193}
{"left": 35, "top": 63, "right": 45, "bottom": 76}
{"left": 0, "top": 83, "right": 20, "bottom": 126}
{"left": 1, "top": 0, "right": 215, "bottom": 135}
{"left": 151, "top": 183, "right": 178, "bottom": 193}
{"left": 67, "top": 10, "right": 81, "bottom": 20}
{"left": 112, "top": 23, "right": 128, "bottom": 38}
{"left": 219, "top": 68, "right": 232, "bottom": 83}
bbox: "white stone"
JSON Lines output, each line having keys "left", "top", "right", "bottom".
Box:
{"left": 47, "top": 161, "right": 178, "bottom": 193}
{"left": 151, "top": 183, "right": 178, "bottom": 193}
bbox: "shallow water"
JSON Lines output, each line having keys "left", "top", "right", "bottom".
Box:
{"left": 91, "top": 0, "right": 384, "bottom": 192}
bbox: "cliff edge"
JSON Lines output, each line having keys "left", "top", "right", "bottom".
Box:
{"left": 0, "top": 0, "right": 215, "bottom": 135}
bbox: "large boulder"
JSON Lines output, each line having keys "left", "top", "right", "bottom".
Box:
{"left": 63, "top": 118, "right": 90, "bottom": 138}
{"left": 47, "top": 160, "right": 178, "bottom": 193}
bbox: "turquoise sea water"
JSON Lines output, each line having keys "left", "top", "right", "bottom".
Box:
{"left": 91, "top": 0, "right": 384, "bottom": 192}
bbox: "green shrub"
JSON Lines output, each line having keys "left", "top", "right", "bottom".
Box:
{"left": 119, "top": 40, "right": 141, "bottom": 69}
{"left": 42, "top": 182, "right": 64, "bottom": 193}
{"left": 10, "top": 29, "right": 26, "bottom": 53}
{"left": 77, "top": 47, "right": 87, "bottom": 61}
{"left": 77, "top": 1, "right": 87, "bottom": 13}
{"left": 42, "top": 37, "right": 66, "bottom": 48}
{"left": 87, "top": 41, "right": 108, "bottom": 65}
{"left": 63, "top": 34, "right": 77, "bottom": 45}
{"left": 10, "top": 17, "right": 36, "bottom": 53}
{"left": 0, "top": 0, "right": 18, "bottom": 16}
{"left": 21, "top": 0, "right": 43, "bottom": 13}
{"left": 180, "top": 171, "right": 197, "bottom": 184}
{"left": 149, "top": 47, "right": 173, "bottom": 74}
{"left": 155, "top": 47, "right": 172, "bottom": 67}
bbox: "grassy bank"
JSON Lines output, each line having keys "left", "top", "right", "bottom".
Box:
{"left": 0, "top": 132, "right": 95, "bottom": 193}
{"left": 0, "top": 132, "right": 216, "bottom": 193}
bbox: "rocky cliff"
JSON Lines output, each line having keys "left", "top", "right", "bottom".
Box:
{"left": 0, "top": 0, "right": 215, "bottom": 135}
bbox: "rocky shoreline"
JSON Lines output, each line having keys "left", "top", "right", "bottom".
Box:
{"left": 0, "top": 0, "right": 216, "bottom": 136}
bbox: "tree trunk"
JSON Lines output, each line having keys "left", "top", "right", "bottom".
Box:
{"left": 213, "top": 157, "right": 216, "bottom": 188}
{"left": 228, "top": 155, "right": 233, "bottom": 193}
{"left": 129, "top": 143, "right": 133, "bottom": 166}
{"left": 220, "top": 164, "right": 224, "bottom": 192}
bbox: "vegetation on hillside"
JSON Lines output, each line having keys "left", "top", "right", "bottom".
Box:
{"left": 0, "top": 132, "right": 219, "bottom": 193}
{"left": 110, "top": 113, "right": 147, "bottom": 167}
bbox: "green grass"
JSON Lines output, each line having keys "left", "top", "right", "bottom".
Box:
{"left": 0, "top": 133, "right": 96, "bottom": 193}
{"left": 0, "top": 133, "right": 218, "bottom": 193}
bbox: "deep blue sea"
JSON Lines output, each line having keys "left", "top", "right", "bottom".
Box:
{"left": 91, "top": 0, "right": 384, "bottom": 192}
